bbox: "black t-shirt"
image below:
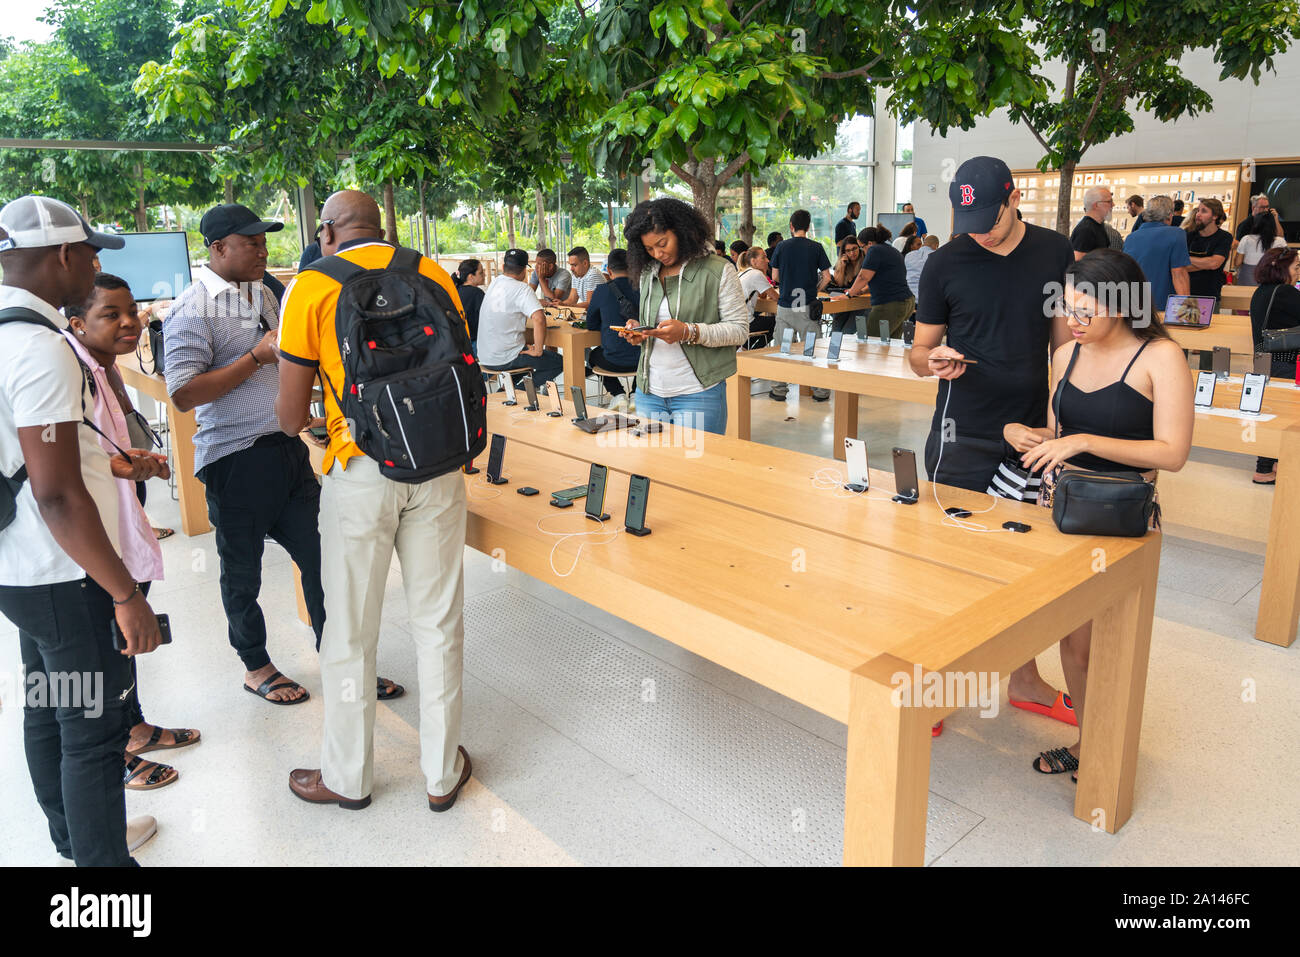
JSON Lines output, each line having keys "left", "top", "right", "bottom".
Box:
{"left": 1186, "top": 227, "right": 1232, "bottom": 300}
{"left": 457, "top": 282, "right": 484, "bottom": 341}
{"left": 1070, "top": 216, "right": 1108, "bottom": 255}
{"left": 1235, "top": 218, "right": 1254, "bottom": 241}
{"left": 835, "top": 217, "right": 858, "bottom": 244}
{"left": 917, "top": 223, "right": 1075, "bottom": 439}
{"left": 770, "top": 236, "right": 831, "bottom": 308}
{"left": 585, "top": 276, "right": 641, "bottom": 367}
{"left": 861, "top": 243, "right": 912, "bottom": 304}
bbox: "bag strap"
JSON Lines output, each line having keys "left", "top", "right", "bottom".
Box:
{"left": 1053, "top": 342, "right": 1084, "bottom": 441}
{"left": 388, "top": 245, "right": 422, "bottom": 273}
{"left": 304, "top": 254, "right": 367, "bottom": 286}
{"left": 1262, "top": 284, "right": 1281, "bottom": 333}
{"left": 0, "top": 306, "right": 60, "bottom": 333}
{"left": 608, "top": 278, "right": 635, "bottom": 317}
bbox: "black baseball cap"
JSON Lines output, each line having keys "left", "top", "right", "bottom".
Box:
{"left": 200, "top": 204, "right": 284, "bottom": 247}
{"left": 949, "top": 157, "right": 1016, "bottom": 234}
{"left": 503, "top": 248, "right": 529, "bottom": 270}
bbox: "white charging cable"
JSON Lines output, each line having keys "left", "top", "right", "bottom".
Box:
{"left": 534, "top": 514, "right": 623, "bottom": 577}
{"left": 930, "top": 377, "right": 1014, "bottom": 534}
{"left": 811, "top": 466, "right": 895, "bottom": 502}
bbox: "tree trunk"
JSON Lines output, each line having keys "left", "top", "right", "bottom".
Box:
{"left": 301, "top": 182, "right": 317, "bottom": 239}
{"left": 224, "top": 178, "right": 235, "bottom": 204}
{"left": 79, "top": 196, "right": 90, "bottom": 223}
{"left": 740, "top": 170, "right": 755, "bottom": 245}
{"left": 134, "top": 190, "right": 148, "bottom": 232}
{"left": 607, "top": 200, "right": 616, "bottom": 248}
{"left": 1055, "top": 159, "right": 1077, "bottom": 236}
{"left": 535, "top": 188, "right": 546, "bottom": 248}
{"left": 383, "top": 181, "right": 398, "bottom": 244}
{"left": 690, "top": 177, "right": 718, "bottom": 237}
{"left": 506, "top": 204, "right": 517, "bottom": 248}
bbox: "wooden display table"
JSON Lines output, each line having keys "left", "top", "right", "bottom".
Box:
{"left": 730, "top": 338, "right": 1300, "bottom": 647}
{"left": 118, "top": 350, "right": 210, "bottom": 537}
{"left": 1219, "top": 284, "right": 1255, "bottom": 311}
{"left": 1163, "top": 313, "right": 1254, "bottom": 356}
{"left": 473, "top": 398, "right": 1161, "bottom": 865}
{"left": 754, "top": 294, "right": 871, "bottom": 316}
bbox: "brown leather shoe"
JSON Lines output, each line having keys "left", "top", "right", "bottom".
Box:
{"left": 288, "top": 768, "right": 371, "bottom": 810}
{"left": 428, "top": 746, "right": 472, "bottom": 812}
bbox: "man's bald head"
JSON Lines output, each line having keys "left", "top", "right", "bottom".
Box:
{"left": 318, "top": 190, "right": 384, "bottom": 255}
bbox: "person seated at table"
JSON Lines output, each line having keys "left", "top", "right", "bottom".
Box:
{"left": 65, "top": 274, "right": 201, "bottom": 791}
{"left": 451, "top": 259, "right": 485, "bottom": 355}
{"left": 845, "top": 226, "right": 915, "bottom": 340}
{"left": 527, "top": 248, "right": 571, "bottom": 304}
{"left": 583, "top": 247, "right": 641, "bottom": 412}
{"left": 479, "top": 247, "right": 563, "bottom": 388}
{"left": 905, "top": 234, "right": 939, "bottom": 305}
{"left": 1232, "top": 210, "right": 1286, "bottom": 287}
{"left": 892, "top": 221, "right": 918, "bottom": 254}
{"left": 729, "top": 240, "right": 749, "bottom": 264}
{"left": 565, "top": 246, "right": 607, "bottom": 306}
{"left": 617, "top": 198, "right": 749, "bottom": 434}
{"left": 738, "top": 246, "right": 777, "bottom": 348}
{"left": 1249, "top": 247, "right": 1300, "bottom": 484}
{"left": 1003, "top": 249, "right": 1192, "bottom": 780}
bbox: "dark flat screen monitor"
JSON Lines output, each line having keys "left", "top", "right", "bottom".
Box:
{"left": 876, "top": 213, "right": 915, "bottom": 237}
{"left": 95, "top": 231, "right": 193, "bottom": 302}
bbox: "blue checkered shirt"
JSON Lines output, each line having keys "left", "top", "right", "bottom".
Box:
{"left": 163, "top": 266, "right": 282, "bottom": 473}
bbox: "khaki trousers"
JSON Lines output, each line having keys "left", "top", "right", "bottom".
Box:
{"left": 318, "top": 456, "right": 468, "bottom": 799}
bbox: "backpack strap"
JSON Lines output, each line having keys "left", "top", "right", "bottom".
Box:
{"left": 388, "top": 246, "right": 422, "bottom": 273}
{"left": 0, "top": 306, "right": 60, "bottom": 333}
{"left": 304, "top": 254, "right": 367, "bottom": 286}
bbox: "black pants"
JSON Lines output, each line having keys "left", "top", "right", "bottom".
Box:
{"left": 198, "top": 433, "right": 325, "bottom": 671}
{"left": 1256, "top": 359, "right": 1295, "bottom": 473}
{"left": 0, "top": 578, "right": 135, "bottom": 866}
{"left": 745, "top": 314, "right": 776, "bottom": 349}
{"left": 924, "top": 428, "right": 1006, "bottom": 493}
{"left": 586, "top": 346, "right": 638, "bottom": 396}
{"left": 831, "top": 311, "right": 866, "bottom": 335}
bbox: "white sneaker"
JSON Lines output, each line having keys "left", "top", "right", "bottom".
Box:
{"left": 127, "top": 815, "right": 157, "bottom": 853}
{"left": 52, "top": 853, "right": 75, "bottom": 867}
{"left": 610, "top": 395, "right": 629, "bottom": 413}
{"left": 626, "top": 395, "right": 636, "bottom": 413}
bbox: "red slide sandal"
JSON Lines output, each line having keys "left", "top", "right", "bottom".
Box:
{"left": 1009, "top": 691, "right": 1078, "bottom": 727}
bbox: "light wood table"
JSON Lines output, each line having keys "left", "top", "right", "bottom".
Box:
{"left": 754, "top": 294, "right": 872, "bottom": 316}
{"left": 1219, "top": 284, "right": 1255, "bottom": 311}
{"left": 118, "top": 350, "right": 210, "bottom": 537}
{"left": 1163, "top": 313, "right": 1254, "bottom": 356}
{"left": 527, "top": 318, "right": 600, "bottom": 393}
{"left": 730, "top": 338, "right": 1300, "bottom": 647}
{"left": 476, "top": 397, "right": 1161, "bottom": 865}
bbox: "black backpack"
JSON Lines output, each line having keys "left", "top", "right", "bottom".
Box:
{"left": 305, "top": 246, "right": 488, "bottom": 483}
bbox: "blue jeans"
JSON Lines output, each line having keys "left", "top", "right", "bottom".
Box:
{"left": 633, "top": 380, "right": 728, "bottom": 435}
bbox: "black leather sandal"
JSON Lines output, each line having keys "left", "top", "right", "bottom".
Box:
{"left": 244, "top": 670, "right": 310, "bottom": 705}
{"left": 1033, "top": 746, "right": 1079, "bottom": 775}
{"left": 124, "top": 755, "right": 178, "bottom": 790}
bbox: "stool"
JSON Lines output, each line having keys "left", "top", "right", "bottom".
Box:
{"left": 480, "top": 365, "right": 532, "bottom": 393}
{"left": 591, "top": 365, "right": 636, "bottom": 407}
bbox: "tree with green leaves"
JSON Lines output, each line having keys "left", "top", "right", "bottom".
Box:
{"left": 887, "top": 0, "right": 1300, "bottom": 233}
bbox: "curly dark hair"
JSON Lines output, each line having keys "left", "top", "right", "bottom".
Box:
{"left": 623, "top": 198, "right": 715, "bottom": 281}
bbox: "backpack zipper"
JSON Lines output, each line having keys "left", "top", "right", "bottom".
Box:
{"left": 385, "top": 385, "right": 417, "bottom": 467}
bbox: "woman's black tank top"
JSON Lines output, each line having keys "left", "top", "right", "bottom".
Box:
{"left": 1053, "top": 340, "right": 1154, "bottom": 472}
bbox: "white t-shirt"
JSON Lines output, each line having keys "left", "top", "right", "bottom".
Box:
{"left": 477, "top": 275, "right": 544, "bottom": 368}
{"left": 738, "top": 267, "right": 772, "bottom": 311}
{"left": 1237, "top": 235, "right": 1286, "bottom": 266}
{"left": 0, "top": 286, "right": 120, "bottom": 586}
{"left": 571, "top": 267, "right": 607, "bottom": 304}
{"left": 647, "top": 296, "right": 701, "bottom": 397}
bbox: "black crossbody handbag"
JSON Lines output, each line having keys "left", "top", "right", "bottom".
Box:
{"left": 1048, "top": 345, "right": 1160, "bottom": 537}
{"left": 1257, "top": 286, "right": 1300, "bottom": 353}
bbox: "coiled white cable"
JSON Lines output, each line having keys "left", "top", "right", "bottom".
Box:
{"left": 534, "top": 514, "right": 623, "bottom": 577}
{"left": 931, "top": 377, "right": 1014, "bottom": 534}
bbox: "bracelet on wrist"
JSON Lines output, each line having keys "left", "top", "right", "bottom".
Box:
{"left": 113, "top": 582, "right": 141, "bottom": 606}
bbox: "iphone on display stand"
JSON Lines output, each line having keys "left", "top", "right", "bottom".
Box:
{"left": 486, "top": 434, "right": 508, "bottom": 484}
{"left": 546, "top": 383, "right": 564, "bottom": 417}
{"left": 802, "top": 330, "right": 817, "bottom": 358}
{"left": 1195, "top": 370, "right": 1216, "bottom": 408}
{"left": 827, "top": 330, "right": 844, "bottom": 363}
{"left": 522, "top": 376, "right": 539, "bottom": 411}
{"left": 585, "top": 463, "right": 610, "bottom": 521}
{"left": 844, "top": 438, "right": 869, "bottom": 492}
{"left": 1212, "top": 346, "right": 1230, "bottom": 380}
{"left": 624, "top": 474, "right": 652, "bottom": 535}
{"left": 1240, "top": 373, "right": 1267, "bottom": 415}
{"left": 892, "top": 447, "right": 919, "bottom": 504}
{"left": 779, "top": 328, "right": 794, "bottom": 355}
{"left": 499, "top": 374, "right": 518, "bottom": 406}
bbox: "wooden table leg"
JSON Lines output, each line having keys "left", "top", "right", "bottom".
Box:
{"left": 1074, "top": 543, "right": 1158, "bottom": 834}
{"left": 168, "top": 404, "right": 210, "bottom": 537}
{"left": 1256, "top": 424, "right": 1300, "bottom": 647}
{"left": 799, "top": 384, "right": 812, "bottom": 397}
{"left": 833, "top": 391, "right": 858, "bottom": 461}
{"left": 292, "top": 563, "right": 311, "bottom": 627}
{"left": 561, "top": 345, "right": 585, "bottom": 396}
{"left": 844, "top": 666, "right": 932, "bottom": 866}
{"left": 726, "top": 373, "right": 749, "bottom": 441}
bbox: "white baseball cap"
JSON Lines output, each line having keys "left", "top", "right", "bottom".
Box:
{"left": 0, "top": 195, "right": 126, "bottom": 252}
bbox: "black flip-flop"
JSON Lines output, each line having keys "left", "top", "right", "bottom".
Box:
{"left": 245, "top": 670, "right": 310, "bottom": 705}
{"left": 124, "top": 755, "right": 178, "bottom": 790}
{"left": 1033, "top": 746, "right": 1079, "bottom": 775}
{"left": 377, "top": 677, "right": 405, "bottom": 701}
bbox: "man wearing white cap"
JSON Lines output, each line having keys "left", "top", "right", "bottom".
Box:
{"left": 0, "top": 195, "right": 164, "bottom": 864}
